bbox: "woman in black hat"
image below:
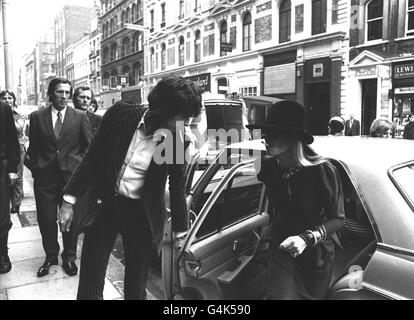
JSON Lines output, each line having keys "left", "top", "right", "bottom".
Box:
{"left": 247, "top": 100, "right": 345, "bottom": 300}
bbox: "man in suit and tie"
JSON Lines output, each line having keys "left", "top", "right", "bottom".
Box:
{"left": 345, "top": 114, "right": 361, "bottom": 136}
{"left": 72, "top": 86, "right": 102, "bottom": 137}
{"left": 59, "top": 76, "right": 203, "bottom": 300}
{"left": 26, "top": 78, "right": 92, "bottom": 277}
{"left": 0, "top": 101, "right": 20, "bottom": 274}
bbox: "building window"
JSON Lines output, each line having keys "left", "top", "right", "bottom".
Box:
{"left": 203, "top": 33, "right": 215, "bottom": 56}
{"left": 194, "top": 30, "right": 201, "bottom": 62}
{"left": 366, "top": 0, "right": 383, "bottom": 41}
{"left": 220, "top": 21, "right": 228, "bottom": 57}
{"left": 138, "top": 0, "right": 143, "bottom": 19}
{"left": 110, "top": 19, "right": 114, "bottom": 35}
{"left": 407, "top": 0, "right": 414, "bottom": 36}
{"left": 161, "top": 3, "right": 166, "bottom": 26}
{"left": 295, "top": 4, "right": 304, "bottom": 33}
{"left": 179, "top": 36, "right": 185, "bottom": 66}
{"left": 131, "top": 3, "right": 136, "bottom": 22}
{"left": 240, "top": 86, "right": 258, "bottom": 97}
{"left": 150, "top": 47, "right": 155, "bottom": 73}
{"left": 110, "top": 43, "right": 117, "bottom": 61}
{"left": 121, "top": 11, "right": 125, "bottom": 28}
{"left": 194, "top": 0, "right": 200, "bottom": 12}
{"left": 138, "top": 33, "right": 143, "bottom": 51}
{"left": 125, "top": 7, "right": 130, "bottom": 24}
{"left": 312, "top": 0, "right": 327, "bottom": 35}
{"left": 279, "top": 0, "right": 291, "bottom": 43}
{"left": 332, "top": 0, "right": 340, "bottom": 25}
{"left": 114, "top": 16, "right": 118, "bottom": 32}
{"left": 179, "top": 0, "right": 185, "bottom": 19}
{"left": 243, "top": 12, "right": 252, "bottom": 51}
{"left": 150, "top": 9, "right": 154, "bottom": 28}
{"left": 161, "top": 43, "right": 166, "bottom": 70}
{"left": 122, "top": 37, "right": 130, "bottom": 57}
{"left": 230, "top": 26, "right": 237, "bottom": 49}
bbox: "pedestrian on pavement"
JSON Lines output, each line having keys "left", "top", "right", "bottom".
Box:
{"left": 26, "top": 78, "right": 92, "bottom": 278}
{"left": 369, "top": 118, "right": 395, "bottom": 138}
{"left": 247, "top": 100, "right": 345, "bottom": 300}
{"left": 73, "top": 86, "right": 102, "bottom": 136}
{"left": 0, "top": 101, "right": 20, "bottom": 274}
{"left": 345, "top": 114, "right": 360, "bottom": 136}
{"left": 403, "top": 113, "right": 414, "bottom": 140}
{"left": 328, "top": 116, "right": 345, "bottom": 136}
{"left": 1, "top": 90, "right": 27, "bottom": 214}
{"left": 59, "top": 76, "right": 203, "bottom": 300}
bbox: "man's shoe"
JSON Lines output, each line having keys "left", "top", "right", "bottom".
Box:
{"left": 0, "top": 255, "right": 12, "bottom": 274}
{"left": 37, "top": 259, "right": 58, "bottom": 277}
{"left": 62, "top": 261, "right": 78, "bottom": 276}
{"left": 10, "top": 206, "right": 20, "bottom": 214}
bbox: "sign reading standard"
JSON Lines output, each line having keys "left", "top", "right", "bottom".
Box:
{"left": 394, "top": 63, "right": 414, "bottom": 79}
{"left": 185, "top": 73, "right": 211, "bottom": 93}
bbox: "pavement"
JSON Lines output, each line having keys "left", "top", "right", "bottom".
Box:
{"left": 0, "top": 167, "right": 160, "bottom": 300}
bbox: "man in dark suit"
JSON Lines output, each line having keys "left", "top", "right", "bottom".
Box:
{"left": 26, "top": 78, "right": 92, "bottom": 277}
{"left": 59, "top": 76, "right": 203, "bottom": 300}
{"left": 345, "top": 114, "right": 360, "bottom": 136}
{"left": 0, "top": 101, "right": 20, "bottom": 274}
{"left": 72, "top": 86, "right": 102, "bottom": 136}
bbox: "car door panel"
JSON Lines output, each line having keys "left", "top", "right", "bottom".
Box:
{"left": 179, "top": 213, "right": 269, "bottom": 299}
{"left": 176, "top": 160, "right": 269, "bottom": 300}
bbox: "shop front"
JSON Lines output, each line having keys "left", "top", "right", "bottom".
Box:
{"left": 392, "top": 61, "right": 414, "bottom": 125}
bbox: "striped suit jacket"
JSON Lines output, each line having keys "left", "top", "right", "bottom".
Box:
{"left": 63, "top": 101, "right": 189, "bottom": 251}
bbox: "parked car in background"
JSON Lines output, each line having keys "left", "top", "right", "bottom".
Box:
{"left": 243, "top": 96, "right": 282, "bottom": 127}
{"left": 161, "top": 137, "right": 414, "bottom": 300}
{"left": 190, "top": 93, "right": 251, "bottom": 168}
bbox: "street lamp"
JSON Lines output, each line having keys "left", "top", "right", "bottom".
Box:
{"left": 125, "top": 23, "right": 150, "bottom": 106}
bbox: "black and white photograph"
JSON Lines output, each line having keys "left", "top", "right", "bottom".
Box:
{"left": 1, "top": 0, "right": 414, "bottom": 306}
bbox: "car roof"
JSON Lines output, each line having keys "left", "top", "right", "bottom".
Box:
{"left": 225, "top": 137, "right": 414, "bottom": 249}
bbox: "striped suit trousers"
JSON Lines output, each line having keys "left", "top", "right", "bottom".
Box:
{"left": 77, "top": 194, "right": 153, "bottom": 300}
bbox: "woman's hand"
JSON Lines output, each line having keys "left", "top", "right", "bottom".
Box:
{"left": 279, "top": 236, "right": 308, "bottom": 258}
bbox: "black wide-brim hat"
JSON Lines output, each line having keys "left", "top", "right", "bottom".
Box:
{"left": 246, "top": 100, "right": 314, "bottom": 144}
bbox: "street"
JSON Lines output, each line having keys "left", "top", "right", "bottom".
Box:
{"left": 0, "top": 166, "right": 161, "bottom": 300}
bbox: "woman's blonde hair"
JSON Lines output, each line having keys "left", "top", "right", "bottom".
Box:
{"left": 295, "top": 140, "right": 326, "bottom": 167}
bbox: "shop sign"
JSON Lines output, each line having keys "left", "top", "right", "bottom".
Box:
{"left": 394, "top": 87, "right": 414, "bottom": 94}
{"left": 305, "top": 58, "right": 331, "bottom": 82}
{"left": 185, "top": 73, "right": 211, "bottom": 93}
{"left": 220, "top": 42, "right": 233, "bottom": 52}
{"left": 313, "top": 63, "right": 324, "bottom": 78}
{"left": 394, "top": 63, "right": 414, "bottom": 79}
{"left": 353, "top": 66, "right": 377, "bottom": 77}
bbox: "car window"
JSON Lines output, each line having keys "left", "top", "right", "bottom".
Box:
{"left": 195, "top": 163, "right": 263, "bottom": 240}
{"left": 390, "top": 163, "right": 414, "bottom": 208}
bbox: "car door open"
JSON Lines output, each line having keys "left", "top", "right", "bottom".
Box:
{"left": 171, "top": 160, "right": 270, "bottom": 300}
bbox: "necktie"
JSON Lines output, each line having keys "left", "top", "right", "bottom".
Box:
{"left": 54, "top": 111, "right": 63, "bottom": 138}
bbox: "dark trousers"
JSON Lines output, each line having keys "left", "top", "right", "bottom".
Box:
{"left": 77, "top": 195, "right": 153, "bottom": 300}
{"left": 0, "top": 168, "right": 12, "bottom": 252}
{"left": 9, "top": 145, "right": 25, "bottom": 207}
{"left": 265, "top": 248, "right": 333, "bottom": 300}
{"left": 34, "top": 177, "right": 78, "bottom": 263}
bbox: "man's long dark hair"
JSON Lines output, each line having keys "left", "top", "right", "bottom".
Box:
{"left": 147, "top": 76, "right": 203, "bottom": 120}
{"left": 47, "top": 78, "right": 73, "bottom": 103}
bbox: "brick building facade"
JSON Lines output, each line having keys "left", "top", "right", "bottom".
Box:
{"left": 100, "top": 0, "right": 145, "bottom": 108}
{"left": 145, "top": 0, "right": 350, "bottom": 135}
{"left": 348, "top": 0, "right": 414, "bottom": 136}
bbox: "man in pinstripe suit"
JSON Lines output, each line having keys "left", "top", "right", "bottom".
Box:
{"left": 59, "top": 76, "right": 203, "bottom": 300}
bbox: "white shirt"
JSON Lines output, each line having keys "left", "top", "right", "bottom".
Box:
{"left": 51, "top": 105, "right": 67, "bottom": 129}
{"left": 115, "top": 120, "right": 165, "bottom": 199}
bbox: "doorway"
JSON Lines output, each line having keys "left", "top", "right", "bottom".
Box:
{"left": 361, "top": 79, "right": 377, "bottom": 136}
{"left": 306, "top": 82, "right": 330, "bottom": 135}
